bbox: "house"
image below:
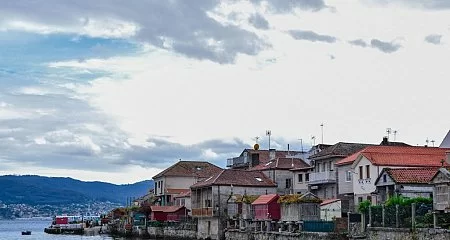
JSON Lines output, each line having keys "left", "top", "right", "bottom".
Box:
{"left": 351, "top": 146, "right": 450, "bottom": 206}
{"left": 291, "top": 165, "right": 314, "bottom": 195}
{"left": 249, "top": 157, "right": 312, "bottom": 194}
{"left": 150, "top": 205, "right": 187, "bottom": 222}
{"left": 227, "top": 147, "right": 303, "bottom": 170}
{"left": 190, "top": 169, "right": 276, "bottom": 240}
{"left": 335, "top": 150, "right": 365, "bottom": 214}
{"left": 152, "top": 161, "right": 222, "bottom": 206}
{"left": 320, "top": 199, "right": 341, "bottom": 221}
{"left": 374, "top": 167, "right": 437, "bottom": 203}
{"left": 279, "top": 192, "right": 321, "bottom": 223}
{"left": 174, "top": 191, "right": 191, "bottom": 215}
{"left": 430, "top": 151, "right": 450, "bottom": 212}
{"left": 308, "top": 142, "right": 373, "bottom": 200}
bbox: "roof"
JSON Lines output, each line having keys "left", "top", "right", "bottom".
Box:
{"left": 430, "top": 167, "right": 450, "bottom": 182}
{"left": 252, "top": 194, "right": 278, "bottom": 205}
{"left": 355, "top": 146, "right": 450, "bottom": 167}
{"left": 241, "top": 149, "right": 304, "bottom": 164}
{"left": 165, "top": 188, "right": 189, "bottom": 194}
{"left": 440, "top": 130, "right": 450, "bottom": 148}
{"left": 375, "top": 167, "right": 439, "bottom": 184}
{"left": 191, "top": 169, "right": 276, "bottom": 188}
{"left": 153, "top": 161, "right": 222, "bottom": 179}
{"left": 309, "top": 142, "right": 373, "bottom": 160}
{"left": 335, "top": 150, "right": 365, "bottom": 166}
{"left": 249, "top": 157, "right": 311, "bottom": 171}
{"left": 150, "top": 205, "right": 185, "bottom": 213}
{"left": 320, "top": 199, "right": 340, "bottom": 206}
{"left": 174, "top": 191, "right": 191, "bottom": 198}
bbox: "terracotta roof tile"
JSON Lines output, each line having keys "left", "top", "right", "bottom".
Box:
{"left": 383, "top": 168, "right": 439, "bottom": 184}
{"left": 320, "top": 198, "right": 340, "bottom": 206}
{"left": 191, "top": 169, "right": 276, "bottom": 188}
{"left": 153, "top": 161, "right": 222, "bottom": 179}
{"left": 360, "top": 146, "right": 450, "bottom": 167}
{"left": 335, "top": 150, "right": 365, "bottom": 166}
{"left": 151, "top": 206, "right": 184, "bottom": 213}
{"left": 252, "top": 194, "right": 279, "bottom": 205}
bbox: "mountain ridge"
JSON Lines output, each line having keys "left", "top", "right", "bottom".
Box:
{"left": 0, "top": 175, "right": 154, "bottom": 205}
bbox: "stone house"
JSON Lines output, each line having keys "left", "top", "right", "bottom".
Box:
{"left": 190, "top": 169, "right": 276, "bottom": 240}
{"left": 249, "top": 157, "right": 311, "bottom": 195}
{"left": 152, "top": 161, "right": 222, "bottom": 206}
{"left": 374, "top": 167, "right": 437, "bottom": 203}
{"left": 351, "top": 146, "right": 450, "bottom": 206}
{"left": 308, "top": 142, "right": 372, "bottom": 201}
{"left": 291, "top": 165, "right": 314, "bottom": 195}
{"left": 173, "top": 191, "right": 191, "bottom": 215}
{"left": 430, "top": 167, "right": 450, "bottom": 212}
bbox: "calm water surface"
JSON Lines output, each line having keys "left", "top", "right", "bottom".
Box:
{"left": 0, "top": 219, "right": 135, "bottom": 240}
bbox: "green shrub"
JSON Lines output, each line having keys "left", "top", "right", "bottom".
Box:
{"left": 358, "top": 200, "right": 371, "bottom": 213}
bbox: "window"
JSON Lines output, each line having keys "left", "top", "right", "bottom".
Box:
{"left": 331, "top": 186, "right": 335, "bottom": 198}
{"left": 205, "top": 199, "right": 212, "bottom": 207}
{"left": 243, "top": 152, "right": 248, "bottom": 163}
{"left": 305, "top": 173, "right": 310, "bottom": 182}
{"left": 328, "top": 161, "right": 332, "bottom": 171}
{"left": 383, "top": 174, "right": 387, "bottom": 183}
{"left": 298, "top": 174, "right": 303, "bottom": 183}
{"left": 359, "top": 166, "right": 363, "bottom": 180}
{"left": 322, "top": 163, "right": 326, "bottom": 172}
{"left": 367, "top": 196, "right": 372, "bottom": 203}
{"left": 358, "top": 197, "right": 363, "bottom": 204}
{"left": 285, "top": 178, "right": 292, "bottom": 189}
{"left": 317, "top": 163, "right": 321, "bottom": 172}
{"left": 366, "top": 165, "right": 370, "bottom": 179}
{"left": 346, "top": 171, "right": 352, "bottom": 182}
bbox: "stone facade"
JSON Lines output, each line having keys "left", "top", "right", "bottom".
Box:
{"left": 225, "top": 229, "right": 347, "bottom": 240}
{"left": 367, "top": 227, "right": 450, "bottom": 240}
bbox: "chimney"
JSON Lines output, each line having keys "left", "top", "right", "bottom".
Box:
{"left": 269, "top": 148, "right": 276, "bottom": 160}
{"left": 381, "top": 136, "right": 389, "bottom": 145}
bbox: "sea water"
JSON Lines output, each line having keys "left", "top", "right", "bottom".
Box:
{"left": 0, "top": 219, "right": 126, "bottom": 240}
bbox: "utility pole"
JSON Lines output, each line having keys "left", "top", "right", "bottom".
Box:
{"left": 320, "top": 123, "right": 324, "bottom": 144}
{"left": 298, "top": 138, "right": 303, "bottom": 153}
{"left": 266, "top": 130, "right": 271, "bottom": 149}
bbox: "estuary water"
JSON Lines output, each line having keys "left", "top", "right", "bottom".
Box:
{"left": 0, "top": 219, "right": 119, "bottom": 240}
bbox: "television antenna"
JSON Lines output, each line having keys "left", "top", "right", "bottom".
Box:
{"left": 431, "top": 140, "right": 435, "bottom": 147}
{"left": 311, "top": 135, "right": 316, "bottom": 146}
{"left": 298, "top": 138, "right": 304, "bottom": 153}
{"left": 266, "top": 130, "right": 271, "bottom": 149}
{"left": 386, "top": 128, "right": 392, "bottom": 140}
{"left": 320, "top": 123, "right": 324, "bottom": 144}
{"left": 393, "top": 130, "right": 398, "bottom": 141}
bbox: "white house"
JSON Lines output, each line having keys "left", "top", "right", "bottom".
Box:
{"left": 351, "top": 146, "right": 450, "bottom": 206}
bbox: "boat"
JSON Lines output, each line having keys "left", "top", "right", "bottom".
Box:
{"left": 21, "top": 231, "right": 31, "bottom": 235}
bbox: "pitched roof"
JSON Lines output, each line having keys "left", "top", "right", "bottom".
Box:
{"left": 320, "top": 198, "right": 340, "bottom": 206}
{"left": 190, "top": 169, "right": 276, "bottom": 188}
{"left": 252, "top": 194, "right": 278, "bottom": 205}
{"left": 430, "top": 167, "right": 450, "bottom": 182}
{"left": 165, "top": 188, "right": 189, "bottom": 194}
{"left": 150, "top": 205, "right": 185, "bottom": 213}
{"left": 153, "top": 161, "right": 222, "bottom": 179}
{"left": 358, "top": 146, "right": 450, "bottom": 167}
{"left": 309, "top": 142, "right": 373, "bottom": 160}
{"left": 376, "top": 168, "right": 439, "bottom": 184}
{"left": 440, "top": 130, "right": 450, "bottom": 148}
{"left": 249, "top": 157, "right": 311, "bottom": 171}
{"left": 335, "top": 150, "right": 365, "bottom": 166}
{"left": 174, "top": 191, "right": 191, "bottom": 198}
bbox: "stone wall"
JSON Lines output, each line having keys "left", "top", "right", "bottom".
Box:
{"left": 368, "top": 227, "right": 450, "bottom": 240}
{"left": 147, "top": 226, "right": 197, "bottom": 239}
{"left": 225, "top": 229, "right": 347, "bottom": 240}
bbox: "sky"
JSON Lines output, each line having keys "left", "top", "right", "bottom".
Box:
{"left": 0, "top": 0, "right": 449, "bottom": 184}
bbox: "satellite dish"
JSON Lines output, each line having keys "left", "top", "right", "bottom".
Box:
{"left": 254, "top": 143, "right": 260, "bottom": 150}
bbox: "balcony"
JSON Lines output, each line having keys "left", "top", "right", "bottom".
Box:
{"left": 226, "top": 157, "right": 248, "bottom": 168}
{"left": 191, "top": 207, "right": 214, "bottom": 217}
{"left": 308, "top": 171, "right": 336, "bottom": 184}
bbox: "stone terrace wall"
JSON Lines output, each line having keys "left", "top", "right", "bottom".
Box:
{"left": 368, "top": 227, "right": 450, "bottom": 240}
{"left": 225, "top": 229, "right": 347, "bottom": 240}
{"left": 147, "top": 226, "right": 197, "bottom": 239}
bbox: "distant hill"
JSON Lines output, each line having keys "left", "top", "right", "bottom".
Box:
{"left": 0, "top": 175, "right": 153, "bottom": 205}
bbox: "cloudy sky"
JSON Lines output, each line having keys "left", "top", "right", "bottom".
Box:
{"left": 0, "top": 0, "right": 449, "bottom": 184}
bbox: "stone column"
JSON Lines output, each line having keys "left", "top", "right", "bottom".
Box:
{"left": 433, "top": 212, "right": 438, "bottom": 228}
{"left": 411, "top": 203, "right": 416, "bottom": 229}
{"left": 382, "top": 205, "right": 385, "bottom": 227}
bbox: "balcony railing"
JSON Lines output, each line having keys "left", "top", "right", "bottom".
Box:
{"left": 309, "top": 171, "right": 336, "bottom": 184}
{"left": 226, "top": 157, "right": 248, "bottom": 168}
{"left": 191, "top": 207, "right": 214, "bottom": 217}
